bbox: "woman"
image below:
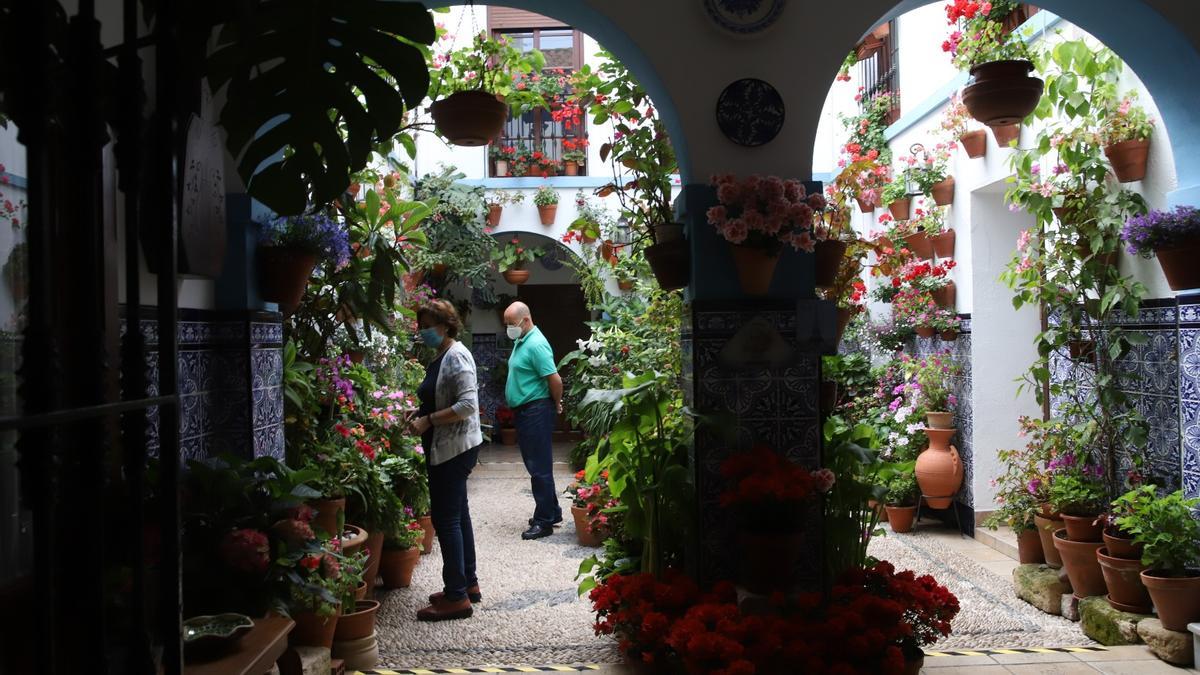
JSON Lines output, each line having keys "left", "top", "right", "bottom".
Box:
{"left": 409, "top": 299, "right": 483, "bottom": 621}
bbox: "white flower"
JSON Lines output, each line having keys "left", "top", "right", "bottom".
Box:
{"left": 576, "top": 338, "right": 588, "bottom": 350}
{"left": 588, "top": 354, "right": 608, "bottom": 367}
{"left": 906, "top": 423, "right": 923, "bottom": 435}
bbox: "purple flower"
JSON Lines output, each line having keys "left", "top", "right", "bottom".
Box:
{"left": 259, "top": 212, "right": 351, "bottom": 267}
{"left": 1026, "top": 477, "right": 1042, "bottom": 495}
{"left": 1122, "top": 206, "right": 1200, "bottom": 256}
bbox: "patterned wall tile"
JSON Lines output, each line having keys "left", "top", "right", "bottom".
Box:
{"left": 252, "top": 386, "right": 284, "bottom": 430}
{"left": 253, "top": 424, "right": 285, "bottom": 460}
{"left": 251, "top": 348, "right": 283, "bottom": 390}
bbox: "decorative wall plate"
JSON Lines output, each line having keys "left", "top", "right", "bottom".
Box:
{"left": 703, "top": 0, "right": 787, "bottom": 36}
{"left": 716, "top": 78, "right": 785, "bottom": 147}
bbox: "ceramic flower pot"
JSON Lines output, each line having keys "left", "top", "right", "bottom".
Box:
{"left": 915, "top": 438, "right": 962, "bottom": 509}
{"left": 429, "top": 90, "right": 508, "bottom": 146}
{"left": 332, "top": 631, "right": 379, "bottom": 671}
{"left": 354, "top": 581, "right": 368, "bottom": 601}
{"left": 929, "top": 229, "right": 956, "bottom": 259}
{"left": 1102, "top": 530, "right": 1143, "bottom": 561}
{"left": 737, "top": 530, "right": 803, "bottom": 594}
{"left": 962, "top": 60, "right": 1043, "bottom": 127}
{"left": 814, "top": 239, "right": 848, "bottom": 289}
{"left": 537, "top": 204, "right": 557, "bottom": 226}
{"left": 500, "top": 427, "right": 517, "bottom": 445}
{"left": 888, "top": 197, "right": 912, "bottom": 221}
{"left": 654, "top": 222, "right": 685, "bottom": 243}
{"left": 1154, "top": 238, "right": 1200, "bottom": 290}
{"left": 1139, "top": 570, "right": 1200, "bottom": 631}
{"left": 502, "top": 269, "right": 530, "bottom": 285}
{"left": 1104, "top": 139, "right": 1150, "bottom": 183}
{"left": 290, "top": 607, "right": 340, "bottom": 649}
{"left": 564, "top": 161, "right": 580, "bottom": 176}
{"left": 341, "top": 524, "right": 369, "bottom": 560}
{"left": 494, "top": 160, "right": 509, "bottom": 177}
{"left": 333, "top": 600, "right": 380, "bottom": 642}
{"left": 418, "top": 515, "right": 435, "bottom": 555}
{"left": 990, "top": 123, "right": 1021, "bottom": 147}
{"left": 1017, "top": 527, "right": 1046, "bottom": 564}
{"left": 856, "top": 195, "right": 876, "bottom": 213}
{"left": 379, "top": 547, "right": 420, "bottom": 589}
{"left": 885, "top": 505, "right": 917, "bottom": 533}
{"left": 925, "top": 412, "right": 954, "bottom": 430}
{"left": 931, "top": 281, "right": 957, "bottom": 309}
{"left": 571, "top": 505, "right": 604, "bottom": 547}
{"left": 1061, "top": 513, "right": 1103, "bottom": 543}
{"left": 308, "top": 497, "right": 345, "bottom": 539}
{"left": 916, "top": 325, "right": 936, "bottom": 339}
{"left": 644, "top": 239, "right": 689, "bottom": 291}
{"left": 486, "top": 204, "right": 503, "bottom": 226}
{"left": 940, "top": 329, "right": 959, "bottom": 341}
{"left": 1096, "top": 548, "right": 1151, "bottom": 614}
{"left": 728, "top": 244, "right": 780, "bottom": 296}
{"left": 257, "top": 246, "right": 317, "bottom": 310}
{"left": 1034, "top": 513, "right": 1065, "bottom": 570}
{"left": 617, "top": 280, "right": 634, "bottom": 292}
{"left": 1053, "top": 529, "right": 1107, "bottom": 599}
{"left": 959, "top": 130, "right": 987, "bottom": 158}
{"left": 903, "top": 231, "right": 933, "bottom": 260}
{"left": 930, "top": 177, "right": 956, "bottom": 206}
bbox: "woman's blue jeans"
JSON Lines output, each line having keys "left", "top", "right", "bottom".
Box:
{"left": 427, "top": 445, "right": 480, "bottom": 601}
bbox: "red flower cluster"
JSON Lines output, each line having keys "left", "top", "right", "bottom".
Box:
{"left": 718, "top": 445, "right": 827, "bottom": 509}
{"left": 944, "top": 0, "right": 991, "bottom": 23}
{"left": 495, "top": 405, "right": 515, "bottom": 427}
{"left": 219, "top": 528, "right": 270, "bottom": 575}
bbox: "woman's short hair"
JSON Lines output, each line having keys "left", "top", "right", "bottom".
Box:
{"left": 417, "top": 299, "right": 462, "bottom": 338}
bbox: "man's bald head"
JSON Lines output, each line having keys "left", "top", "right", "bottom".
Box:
{"left": 503, "top": 301, "right": 531, "bottom": 326}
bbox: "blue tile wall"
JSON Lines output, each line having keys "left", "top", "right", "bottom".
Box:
{"left": 1180, "top": 297, "right": 1200, "bottom": 500}
{"left": 470, "top": 333, "right": 509, "bottom": 427}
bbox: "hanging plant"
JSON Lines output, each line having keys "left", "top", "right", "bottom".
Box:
{"left": 943, "top": 0, "right": 1043, "bottom": 126}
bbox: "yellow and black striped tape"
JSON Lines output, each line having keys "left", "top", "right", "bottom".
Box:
{"left": 354, "top": 667, "right": 602, "bottom": 674}
{"left": 925, "top": 646, "right": 1108, "bottom": 657}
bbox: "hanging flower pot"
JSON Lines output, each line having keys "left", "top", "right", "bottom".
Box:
{"left": 929, "top": 230, "right": 956, "bottom": 259}
{"left": 418, "top": 514, "right": 435, "bottom": 555}
{"left": 486, "top": 204, "right": 503, "bottom": 227}
{"left": 429, "top": 91, "right": 508, "bottom": 146}
{"left": 617, "top": 280, "right": 634, "bottom": 292}
{"left": 1017, "top": 527, "right": 1046, "bottom": 564}
{"left": 1068, "top": 338, "right": 1096, "bottom": 362}
{"left": 1104, "top": 139, "right": 1150, "bottom": 183}
{"left": 257, "top": 246, "right": 317, "bottom": 308}
{"left": 644, "top": 239, "right": 690, "bottom": 291}
{"left": 502, "top": 268, "right": 530, "bottom": 285}
{"left": 940, "top": 329, "right": 959, "bottom": 342}
{"left": 990, "top": 123, "right": 1021, "bottom": 147}
{"left": 813, "top": 239, "right": 848, "bottom": 289}
{"left": 1035, "top": 513, "right": 1065, "bottom": 569}
{"left": 654, "top": 222, "right": 685, "bottom": 243}
{"left": 930, "top": 177, "right": 956, "bottom": 206}
{"left": 931, "top": 281, "right": 956, "bottom": 309}
{"left": 571, "top": 505, "right": 604, "bottom": 547}
{"left": 537, "top": 204, "right": 557, "bottom": 226}
{"left": 885, "top": 505, "right": 917, "bottom": 533}
{"left": 916, "top": 325, "right": 936, "bottom": 339}
{"left": 959, "top": 130, "right": 987, "bottom": 158}
{"left": 1053, "top": 529, "right": 1107, "bottom": 599}
{"left": 888, "top": 197, "right": 912, "bottom": 221}
{"left": 856, "top": 195, "right": 877, "bottom": 213}
{"left": 379, "top": 547, "right": 420, "bottom": 589}
{"left": 1096, "top": 548, "right": 1151, "bottom": 615}
{"left": 904, "top": 231, "right": 933, "bottom": 260}
{"left": 1139, "top": 571, "right": 1200, "bottom": 631}
{"left": 915, "top": 436, "right": 962, "bottom": 509}
{"left": 1154, "top": 237, "right": 1200, "bottom": 290}
{"left": 961, "top": 60, "right": 1043, "bottom": 127}
{"left": 728, "top": 244, "right": 779, "bottom": 296}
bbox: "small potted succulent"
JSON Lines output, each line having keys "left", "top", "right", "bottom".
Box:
{"left": 533, "top": 184, "right": 559, "bottom": 225}
{"left": 1100, "top": 94, "right": 1154, "bottom": 183}
{"left": 1117, "top": 488, "right": 1200, "bottom": 630}
{"left": 1121, "top": 205, "right": 1200, "bottom": 291}
{"left": 492, "top": 237, "right": 545, "bottom": 285}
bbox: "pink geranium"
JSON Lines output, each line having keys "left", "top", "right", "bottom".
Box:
{"left": 707, "top": 174, "right": 821, "bottom": 253}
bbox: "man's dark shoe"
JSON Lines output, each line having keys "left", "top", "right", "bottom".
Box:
{"left": 528, "top": 516, "right": 563, "bottom": 527}
{"left": 521, "top": 523, "right": 554, "bottom": 540}
{"left": 416, "top": 596, "right": 473, "bottom": 621}
{"left": 428, "top": 585, "right": 482, "bottom": 604}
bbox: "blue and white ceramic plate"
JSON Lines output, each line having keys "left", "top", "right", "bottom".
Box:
{"left": 704, "top": 0, "right": 787, "bottom": 36}
{"left": 716, "top": 78, "right": 785, "bottom": 147}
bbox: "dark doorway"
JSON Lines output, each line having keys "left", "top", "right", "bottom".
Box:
{"left": 517, "top": 283, "right": 590, "bottom": 439}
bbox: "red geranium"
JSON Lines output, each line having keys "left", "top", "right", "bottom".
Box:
{"left": 495, "top": 405, "right": 515, "bottom": 427}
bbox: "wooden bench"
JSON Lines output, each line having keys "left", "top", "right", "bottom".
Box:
{"left": 184, "top": 613, "right": 294, "bottom": 675}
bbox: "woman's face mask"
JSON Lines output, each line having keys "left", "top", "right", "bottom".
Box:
{"left": 419, "top": 326, "right": 444, "bottom": 348}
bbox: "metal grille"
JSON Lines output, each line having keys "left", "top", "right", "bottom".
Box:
{"left": 858, "top": 19, "right": 901, "bottom": 124}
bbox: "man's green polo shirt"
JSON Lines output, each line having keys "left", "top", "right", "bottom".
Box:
{"left": 505, "top": 326, "right": 557, "bottom": 408}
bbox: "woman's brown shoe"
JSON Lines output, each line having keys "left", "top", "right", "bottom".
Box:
{"left": 416, "top": 596, "right": 473, "bottom": 621}
{"left": 427, "top": 585, "right": 481, "bottom": 604}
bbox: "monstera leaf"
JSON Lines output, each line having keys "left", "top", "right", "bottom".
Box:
{"left": 206, "top": 0, "right": 435, "bottom": 215}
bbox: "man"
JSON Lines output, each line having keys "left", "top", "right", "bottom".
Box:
{"left": 502, "top": 301, "right": 564, "bottom": 540}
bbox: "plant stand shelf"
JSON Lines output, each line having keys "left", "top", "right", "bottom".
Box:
{"left": 184, "top": 614, "right": 294, "bottom": 675}
{"left": 913, "top": 495, "right": 966, "bottom": 538}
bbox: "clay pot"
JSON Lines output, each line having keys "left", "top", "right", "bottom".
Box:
{"left": 869, "top": 499, "right": 888, "bottom": 523}
{"left": 430, "top": 90, "right": 508, "bottom": 146}
{"left": 1154, "top": 238, "right": 1200, "bottom": 291}
{"left": 930, "top": 177, "right": 955, "bottom": 206}
{"left": 502, "top": 269, "right": 530, "bottom": 285}
{"left": 738, "top": 531, "right": 802, "bottom": 594}
{"left": 1017, "top": 527, "right": 1046, "bottom": 564}
{"left": 332, "top": 631, "right": 379, "bottom": 671}
{"left": 564, "top": 161, "right": 579, "bottom": 177}
{"left": 814, "top": 239, "right": 848, "bottom": 289}
{"left": 290, "top": 607, "right": 340, "bottom": 649}
{"left": 334, "top": 600, "right": 380, "bottom": 642}
{"left": 486, "top": 204, "right": 503, "bottom": 226}
{"left": 940, "top": 329, "right": 959, "bottom": 341}
{"left": 885, "top": 505, "right": 917, "bottom": 533}
{"left": 962, "top": 60, "right": 1043, "bottom": 127}
{"left": 990, "top": 123, "right": 1021, "bottom": 147}
{"left": 888, "top": 197, "right": 912, "bottom": 221}
{"left": 959, "top": 130, "right": 987, "bottom": 158}
{"left": 494, "top": 160, "right": 509, "bottom": 177}
{"left": 1096, "top": 548, "right": 1151, "bottom": 614}
{"left": 644, "top": 239, "right": 689, "bottom": 291}
{"left": 617, "top": 280, "right": 634, "bottom": 292}
{"left": 379, "top": 547, "right": 420, "bottom": 589}
{"left": 500, "top": 427, "right": 517, "bottom": 445}
{"left": 915, "top": 438, "right": 962, "bottom": 510}
{"left": 571, "top": 505, "right": 604, "bottom": 547}
{"left": 1034, "top": 513, "right": 1064, "bottom": 569}
{"left": 916, "top": 325, "right": 936, "bottom": 339}
{"left": 728, "top": 244, "right": 779, "bottom": 296}
{"left": 654, "top": 222, "right": 685, "bottom": 243}
{"left": 308, "top": 497, "right": 346, "bottom": 539}
{"left": 362, "top": 530, "right": 384, "bottom": 590}
{"left": 904, "top": 231, "right": 933, "bottom": 260}
{"left": 418, "top": 515, "right": 435, "bottom": 555}
{"left": 856, "top": 196, "right": 876, "bottom": 213}
{"left": 819, "top": 380, "right": 838, "bottom": 414}
{"left": 1139, "top": 570, "right": 1200, "bottom": 631}
{"left": 341, "top": 524, "right": 369, "bottom": 557}
{"left": 926, "top": 411, "right": 954, "bottom": 430}
{"left": 354, "top": 581, "right": 368, "bottom": 601}
{"left": 835, "top": 307, "right": 854, "bottom": 345}
{"left": 1053, "top": 529, "right": 1107, "bottom": 599}
{"left": 1104, "top": 139, "right": 1150, "bottom": 183}
{"left": 929, "top": 230, "right": 956, "bottom": 259}
{"left": 537, "top": 204, "right": 557, "bottom": 226}
{"left": 1038, "top": 502, "right": 1060, "bottom": 519}
{"left": 1102, "top": 530, "right": 1142, "bottom": 561}
{"left": 1061, "top": 514, "right": 1103, "bottom": 543}
{"left": 931, "top": 281, "right": 956, "bottom": 309}
{"left": 257, "top": 246, "right": 317, "bottom": 310}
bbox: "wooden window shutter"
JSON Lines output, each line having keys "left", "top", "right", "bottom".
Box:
{"left": 486, "top": 8, "right": 567, "bottom": 31}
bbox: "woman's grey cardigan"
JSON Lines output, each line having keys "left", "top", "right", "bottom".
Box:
{"left": 428, "top": 340, "right": 483, "bottom": 466}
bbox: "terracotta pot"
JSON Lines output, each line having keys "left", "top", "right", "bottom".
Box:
{"left": 930, "top": 177, "right": 955, "bottom": 206}
{"left": 932, "top": 282, "right": 956, "bottom": 309}
{"left": 486, "top": 204, "right": 503, "bottom": 226}
{"left": 959, "top": 130, "right": 987, "bottom": 158}
{"left": 1154, "top": 238, "right": 1200, "bottom": 290}
{"left": 494, "top": 159, "right": 509, "bottom": 177}
{"left": 835, "top": 307, "right": 853, "bottom": 345}
{"left": 332, "top": 631, "right": 379, "bottom": 671}
{"left": 738, "top": 531, "right": 802, "bottom": 594}
{"left": 819, "top": 380, "right": 838, "bottom": 414}
{"left": 290, "top": 608, "right": 340, "bottom": 649}
{"left": 869, "top": 499, "right": 888, "bottom": 524}
{"left": 502, "top": 269, "right": 529, "bottom": 285}
{"left": 571, "top": 505, "right": 604, "bottom": 547}
{"left": 1068, "top": 339, "right": 1096, "bottom": 362}
{"left": 886, "top": 505, "right": 917, "bottom": 533}
{"left": 915, "top": 441, "right": 962, "bottom": 509}
{"left": 429, "top": 90, "right": 508, "bottom": 146}
{"left": 617, "top": 279, "right": 634, "bottom": 292}
{"left": 600, "top": 241, "right": 616, "bottom": 261}
{"left": 1102, "top": 530, "right": 1142, "bottom": 561}
{"left": 916, "top": 325, "right": 936, "bottom": 338}
{"left": 1038, "top": 502, "right": 1060, "bottom": 519}
{"left": 257, "top": 246, "right": 317, "bottom": 309}
{"left": 1104, "top": 139, "right": 1150, "bottom": 183}
{"left": 341, "top": 524, "right": 369, "bottom": 557}
{"left": 814, "top": 239, "right": 848, "bottom": 289}
{"left": 564, "top": 161, "right": 579, "bottom": 177}
{"left": 1017, "top": 527, "right": 1046, "bottom": 564}
{"left": 644, "top": 239, "right": 689, "bottom": 291}
{"left": 925, "top": 412, "right": 954, "bottom": 430}
{"left": 537, "top": 204, "right": 557, "bottom": 226}
{"left": 309, "top": 497, "right": 346, "bottom": 539}
{"left": 1074, "top": 237, "right": 1119, "bottom": 268}
{"left": 334, "top": 600, "right": 380, "bottom": 642}
{"left": 1061, "top": 514, "right": 1103, "bottom": 542}
{"left": 1139, "top": 570, "right": 1200, "bottom": 631}
{"left": 962, "top": 60, "right": 1043, "bottom": 127}
{"left": 1096, "top": 548, "right": 1151, "bottom": 614}
{"left": 930, "top": 230, "right": 956, "bottom": 259}
{"left": 888, "top": 197, "right": 912, "bottom": 221}
{"left": 500, "top": 427, "right": 517, "bottom": 445}
{"left": 654, "top": 222, "right": 685, "bottom": 243}
{"left": 353, "top": 581, "right": 368, "bottom": 601}
{"left": 728, "top": 244, "right": 780, "bottom": 296}
{"left": 940, "top": 329, "right": 959, "bottom": 341}
{"left": 990, "top": 123, "right": 1021, "bottom": 147}
{"left": 856, "top": 196, "right": 876, "bottom": 213}
{"left": 1053, "top": 529, "right": 1107, "bottom": 599}
{"left": 379, "top": 547, "right": 420, "bottom": 589}
{"left": 904, "top": 231, "right": 933, "bottom": 260}
{"left": 418, "top": 515, "right": 435, "bottom": 555}
{"left": 1034, "top": 513, "right": 1064, "bottom": 569}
